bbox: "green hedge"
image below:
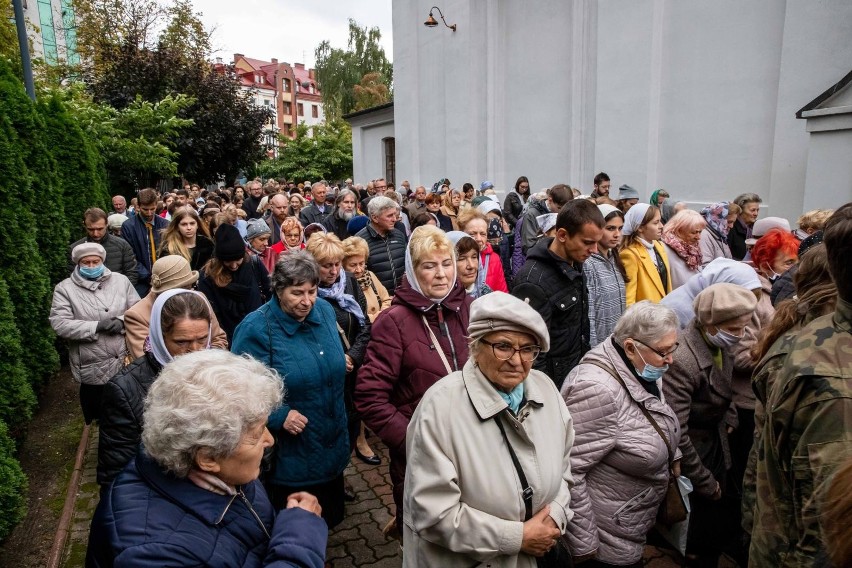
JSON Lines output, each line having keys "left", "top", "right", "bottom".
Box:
{"left": 0, "top": 420, "right": 27, "bottom": 542}
{"left": 0, "top": 277, "right": 36, "bottom": 437}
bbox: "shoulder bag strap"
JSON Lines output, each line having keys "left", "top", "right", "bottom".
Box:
{"left": 493, "top": 413, "right": 534, "bottom": 521}
{"left": 336, "top": 322, "right": 351, "bottom": 351}
{"left": 421, "top": 315, "right": 453, "bottom": 376}
{"left": 584, "top": 360, "right": 674, "bottom": 466}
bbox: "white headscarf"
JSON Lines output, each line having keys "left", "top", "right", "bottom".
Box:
{"left": 622, "top": 203, "right": 652, "bottom": 236}
{"left": 148, "top": 289, "right": 212, "bottom": 366}
{"left": 404, "top": 227, "right": 457, "bottom": 305}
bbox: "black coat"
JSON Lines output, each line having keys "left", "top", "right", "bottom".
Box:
{"left": 299, "top": 203, "right": 331, "bottom": 227}
{"left": 242, "top": 195, "right": 263, "bottom": 220}
{"left": 97, "top": 352, "right": 162, "bottom": 485}
{"left": 158, "top": 235, "right": 214, "bottom": 272}
{"left": 321, "top": 211, "right": 351, "bottom": 241}
{"left": 355, "top": 224, "right": 408, "bottom": 295}
{"left": 320, "top": 272, "right": 372, "bottom": 367}
{"left": 197, "top": 256, "right": 271, "bottom": 343}
{"left": 511, "top": 238, "right": 590, "bottom": 388}
{"left": 728, "top": 218, "right": 749, "bottom": 261}
{"left": 502, "top": 191, "right": 527, "bottom": 229}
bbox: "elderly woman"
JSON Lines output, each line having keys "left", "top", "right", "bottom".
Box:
{"left": 231, "top": 251, "right": 350, "bottom": 528}
{"left": 403, "top": 292, "right": 573, "bottom": 567}
{"left": 306, "top": 232, "right": 376, "bottom": 465}
{"left": 619, "top": 204, "right": 671, "bottom": 305}
{"left": 441, "top": 187, "right": 463, "bottom": 230}
{"left": 661, "top": 209, "right": 706, "bottom": 290}
{"left": 98, "top": 290, "right": 212, "bottom": 486}
{"left": 458, "top": 208, "right": 509, "bottom": 293}
{"left": 270, "top": 216, "right": 306, "bottom": 258}
{"left": 561, "top": 302, "right": 680, "bottom": 566}
{"left": 50, "top": 243, "right": 139, "bottom": 424}
{"left": 729, "top": 193, "right": 762, "bottom": 260}
{"left": 355, "top": 225, "right": 473, "bottom": 536}
{"left": 86, "top": 350, "right": 327, "bottom": 568}
{"left": 447, "top": 231, "right": 492, "bottom": 298}
{"left": 245, "top": 218, "right": 278, "bottom": 275}
{"left": 341, "top": 236, "right": 392, "bottom": 322}
{"left": 698, "top": 202, "right": 739, "bottom": 267}
{"left": 197, "top": 224, "right": 271, "bottom": 343}
{"left": 584, "top": 205, "right": 627, "bottom": 347}
{"left": 662, "top": 283, "right": 757, "bottom": 566}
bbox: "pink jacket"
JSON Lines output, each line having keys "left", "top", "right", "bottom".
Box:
{"left": 560, "top": 339, "right": 680, "bottom": 565}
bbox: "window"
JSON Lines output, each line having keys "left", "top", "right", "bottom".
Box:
{"left": 297, "top": 103, "right": 304, "bottom": 116}
{"left": 311, "top": 105, "right": 318, "bottom": 118}
{"left": 310, "top": 83, "right": 316, "bottom": 94}
{"left": 37, "top": 0, "right": 58, "bottom": 64}
{"left": 282, "top": 78, "right": 290, "bottom": 92}
{"left": 283, "top": 101, "right": 291, "bottom": 114}
{"left": 383, "top": 137, "right": 396, "bottom": 185}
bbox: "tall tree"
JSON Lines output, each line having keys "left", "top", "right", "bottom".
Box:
{"left": 274, "top": 120, "right": 353, "bottom": 182}
{"left": 315, "top": 19, "right": 392, "bottom": 119}
{"left": 353, "top": 72, "right": 390, "bottom": 112}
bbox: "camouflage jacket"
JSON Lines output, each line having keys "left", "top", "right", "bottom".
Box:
{"left": 749, "top": 298, "right": 852, "bottom": 567}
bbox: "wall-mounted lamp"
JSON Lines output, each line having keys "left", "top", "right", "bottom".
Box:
{"left": 424, "top": 6, "right": 457, "bottom": 32}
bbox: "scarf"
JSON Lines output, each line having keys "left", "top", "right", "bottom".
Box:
{"left": 318, "top": 270, "right": 365, "bottom": 326}
{"left": 404, "top": 234, "right": 457, "bottom": 305}
{"left": 701, "top": 202, "right": 731, "bottom": 244}
{"left": 662, "top": 231, "right": 702, "bottom": 271}
{"left": 148, "top": 289, "right": 212, "bottom": 366}
{"left": 497, "top": 381, "right": 525, "bottom": 414}
{"left": 187, "top": 468, "right": 236, "bottom": 496}
{"left": 356, "top": 270, "right": 374, "bottom": 292}
{"left": 622, "top": 203, "right": 652, "bottom": 236}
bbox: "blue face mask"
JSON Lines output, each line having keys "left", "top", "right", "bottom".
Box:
{"left": 707, "top": 329, "right": 741, "bottom": 349}
{"left": 635, "top": 349, "right": 668, "bottom": 382}
{"left": 79, "top": 264, "right": 105, "bottom": 280}
{"left": 498, "top": 382, "right": 525, "bottom": 414}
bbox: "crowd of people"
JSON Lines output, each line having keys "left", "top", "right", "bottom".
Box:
{"left": 51, "top": 174, "right": 851, "bottom": 568}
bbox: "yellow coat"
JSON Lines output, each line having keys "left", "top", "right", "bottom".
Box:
{"left": 619, "top": 240, "right": 672, "bottom": 305}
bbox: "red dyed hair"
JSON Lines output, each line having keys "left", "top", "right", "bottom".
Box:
{"left": 751, "top": 228, "right": 799, "bottom": 271}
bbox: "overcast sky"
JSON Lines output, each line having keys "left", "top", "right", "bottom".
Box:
{"left": 197, "top": 0, "right": 393, "bottom": 68}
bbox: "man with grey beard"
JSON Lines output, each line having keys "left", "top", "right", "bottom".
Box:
{"left": 322, "top": 189, "right": 359, "bottom": 240}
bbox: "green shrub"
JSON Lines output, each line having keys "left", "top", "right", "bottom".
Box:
{"left": 0, "top": 278, "right": 36, "bottom": 437}
{"left": 39, "top": 93, "right": 109, "bottom": 243}
{"left": 0, "top": 94, "right": 58, "bottom": 390}
{"left": 0, "top": 420, "right": 27, "bottom": 542}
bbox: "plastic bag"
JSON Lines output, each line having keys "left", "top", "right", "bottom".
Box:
{"left": 655, "top": 476, "right": 694, "bottom": 556}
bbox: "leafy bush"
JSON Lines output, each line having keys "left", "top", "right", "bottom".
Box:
{"left": 0, "top": 278, "right": 36, "bottom": 437}
{"left": 39, "top": 94, "right": 110, "bottom": 243}
{"left": 0, "top": 69, "right": 58, "bottom": 389}
{"left": 0, "top": 419, "right": 27, "bottom": 542}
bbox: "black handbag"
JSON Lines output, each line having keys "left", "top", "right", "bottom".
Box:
{"left": 493, "top": 414, "right": 573, "bottom": 567}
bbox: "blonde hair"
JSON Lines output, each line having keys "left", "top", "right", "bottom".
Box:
{"left": 457, "top": 208, "right": 488, "bottom": 231}
{"left": 408, "top": 225, "right": 453, "bottom": 267}
{"left": 306, "top": 232, "right": 344, "bottom": 264}
{"left": 159, "top": 207, "right": 204, "bottom": 261}
{"left": 342, "top": 236, "right": 370, "bottom": 261}
{"left": 798, "top": 209, "right": 833, "bottom": 232}
{"left": 663, "top": 209, "right": 706, "bottom": 241}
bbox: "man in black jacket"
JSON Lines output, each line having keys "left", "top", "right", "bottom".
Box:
{"left": 356, "top": 195, "right": 407, "bottom": 294}
{"left": 67, "top": 207, "right": 138, "bottom": 286}
{"left": 299, "top": 182, "right": 332, "bottom": 227}
{"left": 241, "top": 180, "right": 264, "bottom": 220}
{"left": 512, "top": 199, "right": 604, "bottom": 388}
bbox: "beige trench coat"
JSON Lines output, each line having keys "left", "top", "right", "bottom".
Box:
{"left": 402, "top": 360, "right": 574, "bottom": 568}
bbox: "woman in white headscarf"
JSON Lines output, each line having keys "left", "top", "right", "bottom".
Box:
{"left": 619, "top": 203, "right": 672, "bottom": 305}
{"left": 96, "top": 289, "right": 213, "bottom": 487}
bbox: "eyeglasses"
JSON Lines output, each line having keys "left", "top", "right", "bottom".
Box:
{"left": 481, "top": 339, "right": 541, "bottom": 362}
{"left": 634, "top": 339, "right": 679, "bottom": 359}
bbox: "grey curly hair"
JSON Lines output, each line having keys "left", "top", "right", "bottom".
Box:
{"left": 141, "top": 350, "right": 283, "bottom": 478}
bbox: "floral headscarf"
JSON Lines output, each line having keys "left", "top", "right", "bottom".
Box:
{"left": 701, "top": 202, "right": 731, "bottom": 244}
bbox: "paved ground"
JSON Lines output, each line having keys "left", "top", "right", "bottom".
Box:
{"left": 60, "top": 430, "right": 691, "bottom": 567}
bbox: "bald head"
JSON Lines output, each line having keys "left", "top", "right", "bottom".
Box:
{"left": 270, "top": 194, "right": 289, "bottom": 222}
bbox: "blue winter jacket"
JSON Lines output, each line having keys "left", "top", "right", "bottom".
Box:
{"left": 231, "top": 297, "right": 349, "bottom": 487}
{"left": 85, "top": 452, "right": 328, "bottom": 567}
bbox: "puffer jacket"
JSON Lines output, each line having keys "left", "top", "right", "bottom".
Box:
{"left": 97, "top": 352, "right": 162, "bottom": 485}
{"left": 87, "top": 451, "right": 327, "bottom": 567}
{"left": 356, "top": 223, "right": 407, "bottom": 294}
{"left": 480, "top": 244, "right": 509, "bottom": 293}
{"left": 355, "top": 276, "right": 472, "bottom": 525}
{"left": 511, "top": 238, "right": 589, "bottom": 387}
{"left": 49, "top": 268, "right": 139, "bottom": 385}
{"left": 519, "top": 198, "right": 549, "bottom": 254}
{"left": 231, "top": 297, "right": 349, "bottom": 488}
{"left": 67, "top": 233, "right": 138, "bottom": 285}
{"left": 561, "top": 339, "right": 680, "bottom": 564}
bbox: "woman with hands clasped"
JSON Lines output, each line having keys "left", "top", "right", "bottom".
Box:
{"left": 231, "top": 250, "right": 349, "bottom": 529}
{"left": 403, "top": 292, "right": 573, "bottom": 567}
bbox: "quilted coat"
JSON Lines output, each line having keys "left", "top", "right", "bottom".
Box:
{"left": 49, "top": 268, "right": 139, "bottom": 385}
{"left": 354, "top": 275, "right": 472, "bottom": 526}
{"left": 356, "top": 223, "right": 408, "bottom": 294}
{"left": 231, "top": 297, "right": 349, "bottom": 488}
{"left": 619, "top": 240, "right": 673, "bottom": 305}
{"left": 402, "top": 361, "right": 574, "bottom": 568}
{"left": 86, "top": 451, "right": 328, "bottom": 567}
{"left": 560, "top": 339, "right": 680, "bottom": 564}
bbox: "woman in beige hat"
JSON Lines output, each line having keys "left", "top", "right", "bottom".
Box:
{"left": 662, "top": 282, "right": 757, "bottom": 566}
{"left": 403, "top": 292, "right": 573, "bottom": 567}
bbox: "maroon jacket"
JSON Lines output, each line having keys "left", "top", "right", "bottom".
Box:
{"left": 354, "top": 275, "right": 472, "bottom": 457}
